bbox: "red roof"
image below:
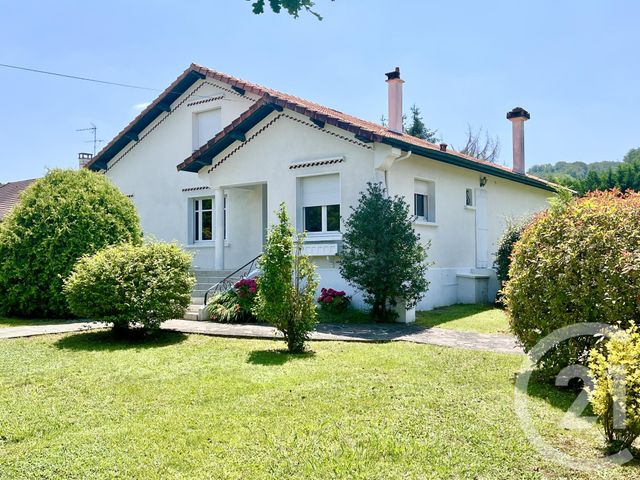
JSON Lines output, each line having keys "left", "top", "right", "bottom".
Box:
{"left": 0, "top": 179, "right": 36, "bottom": 221}
{"left": 88, "top": 63, "right": 557, "bottom": 191}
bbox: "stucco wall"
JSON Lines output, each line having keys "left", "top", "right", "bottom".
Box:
{"left": 197, "top": 111, "right": 551, "bottom": 309}
{"left": 103, "top": 79, "right": 257, "bottom": 268}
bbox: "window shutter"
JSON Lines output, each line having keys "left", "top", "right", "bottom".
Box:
{"left": 301, "top": 174, "right": 340, "bottom": 206}
{"left": 196, "top": 109, "right": 221, "bottom": 148}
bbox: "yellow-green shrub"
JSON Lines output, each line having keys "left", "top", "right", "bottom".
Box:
{"left": 589, "top": 324, "right": 640, "bottom": 453}
{"left": 504, "top": 190, "right": 640, "bottom": 376}
{"left": 64, "top": 242, "right": 194, "bottom": 333}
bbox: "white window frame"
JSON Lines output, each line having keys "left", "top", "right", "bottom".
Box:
{"left": 414, "top": 178, "right": 436, "bottom": 223}
{"left": 465, "top": 188, "right": 475, "bottom": 208}
{"left": 303, "top": 204, "right": 341, "bottom": 234}
{"left": 296, "top": 172, "right": 342, "bottom": 240}
{"left": 190, "top": 195, "right": 227, "bottom": 244}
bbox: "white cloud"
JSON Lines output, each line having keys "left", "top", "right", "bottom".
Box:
{"left": 132, "top": 101, "right": 151, "bottom": 112}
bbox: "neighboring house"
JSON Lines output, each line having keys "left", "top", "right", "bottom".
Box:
{"left": 86, "top": 64, "right": 556, "bottom": 315}
{"left": 0, "top": 179, "right": 36, "bottom": 221}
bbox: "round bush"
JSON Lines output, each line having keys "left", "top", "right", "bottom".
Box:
{"left": 64, "top": 242, "right": 195, "bottom": 332}
{"left": 0, "top": 169, "right": 142, "bottom": 318}
{"left": 504, "top": 190, "right": 640, "bottom": 376}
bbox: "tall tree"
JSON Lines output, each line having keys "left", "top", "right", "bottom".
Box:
{"left": 459, "top": 125, "right": 500, "bottom": 163}
{"left": 340, "top": 183, "right": 429, "bottom": 321}
{"left": 403, "top": 104, "right": 439, "bottom": 142}
{"left": 250, "top": 0, "right": 332, "bottom": 19}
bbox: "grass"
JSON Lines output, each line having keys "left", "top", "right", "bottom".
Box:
{"left": 317, "top": 307, "right": 371, "bottom": 324}
{"left": 0, "top": 331, "right": 637, "bottom": 479}
{"left": 0, "top": 317, "right": 76, "bottom": 329}
{"left": 415, "top": 304, "right": 510, "bottom": 334}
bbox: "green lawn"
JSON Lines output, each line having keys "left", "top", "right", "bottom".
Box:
{"left": 0, "top": 332, "right": 637, "bottom": 479}
{"left": 0, "top": 317, "right": 74, "bottom": 329}
{"left": 416, "top": 304, "right": 510, "bottom": 334}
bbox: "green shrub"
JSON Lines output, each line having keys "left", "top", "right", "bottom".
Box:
{"left": 504, "top": 190, "right": 640, "bottom": 377}
{"left": 340, "top": 182, "right": 429, "bottom": 321}
{"left": 589, "top": 324, "right": 640, "bottom": 453}
{"left": 253, "top": 203, "right": 318, "bottom": 353}
{"left": 0, "top": 169, "right": 142, "bottom": 318}
{"left": 493, "top": 217, "right": 528, "bottom": 302}
{"left": 207, "top": 278, "right": 258, "bottom": 323}
{"left": 64, "top": 242, "right": 194, "bottom": 333}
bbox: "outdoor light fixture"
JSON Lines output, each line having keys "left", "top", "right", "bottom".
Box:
{"left": 479, "top": 176, "right": 487, "bottom": 187}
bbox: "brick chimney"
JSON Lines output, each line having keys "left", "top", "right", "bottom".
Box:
{"left": 78, "top": 152, "right": 93, "bottom": 169}
{"left": 385, "top": 67, "right": 404, "bottom": 134}
{"left": 507, "top": 107, "right": 530, "bottom": 174}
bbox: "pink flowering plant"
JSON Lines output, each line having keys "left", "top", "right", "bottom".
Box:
{"left": 317, "top": 287, "right": 351, "bottom": 314}
{"left": 207, "top": 277, "right": 258, "bottom": 323}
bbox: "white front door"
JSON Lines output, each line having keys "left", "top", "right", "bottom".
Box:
{"left": 475, "top": 188, "right": 489, "bottom": 268}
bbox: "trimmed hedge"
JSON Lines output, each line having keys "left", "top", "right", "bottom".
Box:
{"left": 0, "top": 169, "right": 142, "bottom": 318}
{"left": 493, "top": 217, "right": 528, "bottom": 300}
{"left": 64, "top": 242, "right": 194, "bottom": 332}
{"left": 504, "top": 190, "right": 640, "bottom": 376}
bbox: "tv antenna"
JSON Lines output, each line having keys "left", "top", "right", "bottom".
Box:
{"left": 76, "top": 123, "right": 104, "bottom": 155}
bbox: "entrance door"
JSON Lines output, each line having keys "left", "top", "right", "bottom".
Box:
{"left": 475, "top": 188, "right": 489, "bottom": 268}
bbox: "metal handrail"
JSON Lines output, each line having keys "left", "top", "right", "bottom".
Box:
{"left": 203, "top": 254, "right": 261, "bottom": 305}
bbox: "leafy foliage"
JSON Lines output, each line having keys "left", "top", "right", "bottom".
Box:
{"left": 250, "top": 0, "right": 331, "bottom": 19}
{"left": 317, "top": 287, "right": 350, "bottom": 314}
{"left": 253, "top": 203, "right": 318, "bottom": 352}
{"left": 589, "top": 324, "right": 640, "bottom": 454}
{"left": 207, "top": 278, "right": 258, "bottom": 323}
{"left": 0, "top": 169, "right": 142, "bottom": 318}
{"left": 404, "top": 105, "right": 439, "bottom": 143}
{"left": 64, "top": 242, "right": 194, "bottom": 333}
{"left": 529, "top": 147, "right": 640, "bottom": 195}
{"left": 494, "top": 217, "right": 529, "bottom": 301}
{"left": 504, "top": 190, "right": 640, "bottom": 377}
{"left": 340, "top": 183, "right": 429, "bottom": 321}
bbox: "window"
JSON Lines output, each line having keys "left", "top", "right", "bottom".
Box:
{"left": 414, "top": 179, "right": 436, "bottom": 222}
{"left": 299, "top": 174, "right": 341, "bottom": 233}
{"left": 466, "top": 188, "right": 474, "bottom": 207}
{"left": 193, "top": 196, "right": 226, "bottom": 242}
{"left": 193, "top": 109, "right": 221, "bottom": 150}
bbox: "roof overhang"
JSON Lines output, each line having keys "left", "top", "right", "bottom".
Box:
{"left": 381, "top": 138, "right": 558, "bottom": 192}
{"left": 86, "top": 68, "right": 206, "bottom": 171}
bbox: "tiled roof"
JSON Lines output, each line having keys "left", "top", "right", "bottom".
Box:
{"left": 0, "top": 179, "right": 36, "bottom": 221}
{"left": 178, "top": 65, "right": 558, "bottom": 191}
{"left": 86, "top": 63, "right": 558, "bottom": 192}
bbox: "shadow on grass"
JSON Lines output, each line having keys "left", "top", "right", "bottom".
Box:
{"left": 54, "top": 329, "right": 188, "bottom": 351}
{"left": 247, "top": 349, "right": 316, "bottom": 366}
{"left": 519, "top": 370, "right": 587, "bottom": 413}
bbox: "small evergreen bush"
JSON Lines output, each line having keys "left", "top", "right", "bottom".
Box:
{"left": 340, "top": 182, "right": 429, "bottom": 321}
{"left": 253, "top": 203, "right": 318, "bottom": 353}
{"left": 505, "top": 190, "right": 640, "bottom": 377}
{"left": 493, "top": 217, "right": 528, "bottom": 302}
{"left": 0, "top": 169, "right": 141, "bottom": 318}
{"left": 589, "top": 324, "right": 640, "bottom": 454}
{"left": 64, "top": 242, "right": 194, "bottom": 333}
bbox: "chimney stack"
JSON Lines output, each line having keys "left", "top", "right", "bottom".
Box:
{"left": 385, "top": 67, "right": 404, "bottom": 133}
{"left": 78, "top": 152, "right": 93, "bottom": 169}
{"left": 506, "top": 107, "right": 530, "bottom": 174}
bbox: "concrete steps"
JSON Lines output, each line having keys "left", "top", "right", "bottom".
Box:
{"left": 185, "top": 269, "right": 242, "bottom": 321}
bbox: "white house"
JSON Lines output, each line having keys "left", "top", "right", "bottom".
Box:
{"left": 86, "top": 64, "right": 555, "bottom": 317}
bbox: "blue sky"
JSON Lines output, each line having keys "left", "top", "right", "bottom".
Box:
{"left": 1, "top": 0, "right": 638, "bottom": 182}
